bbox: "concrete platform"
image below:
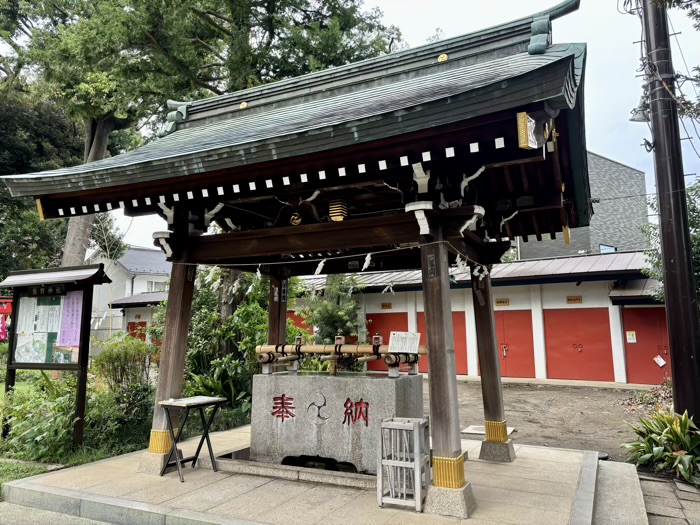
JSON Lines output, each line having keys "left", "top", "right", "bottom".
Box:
{"left": 1, "top": 426, "right": 646, "bottom": 525}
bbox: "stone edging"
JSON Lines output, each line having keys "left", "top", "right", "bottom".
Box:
{"left": 1, "top": 479, "right": 264, "bottom": 525}
{"left": 569, "top": 450, "right": 598, "bottom": 525}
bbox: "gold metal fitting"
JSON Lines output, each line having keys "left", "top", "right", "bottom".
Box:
{"left": 148, "top": 429, "right": 173, "bottom": 454}
{"left": 485, "top": 420, "right": 508, "bottom": 443}
{"left": 432, "top": 455, "right": 465, "bottom": 488}
{"left": 239, "top": 101, "right": 248, "bottom": 109}
{"left": 329, "top": 199, "right": 348, "bottom": 222}
{"left": 437, "top": 53, "right": 449, "bottom": 63}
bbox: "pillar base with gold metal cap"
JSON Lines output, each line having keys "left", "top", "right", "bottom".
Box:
{"left": 480, "top": 420, "right": 516, "bottom": 462}
{"left": 424, "top": 453, "right": 477, "bottom": 519}
{"left": 136, "top": 428, "right": 180, "bottom": 474}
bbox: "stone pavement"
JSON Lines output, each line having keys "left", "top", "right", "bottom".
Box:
{"left": 0, "top": 502, "right": 112, "bottom": 525}
{"left": 639, "top": 473, "right": 700, "bottom": 525}
{"left": 0, "top": 426, "right": 646, "bottom": 525}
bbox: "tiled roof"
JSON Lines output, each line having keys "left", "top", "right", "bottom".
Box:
{"left": 118, "top": 247, "right": 172, "bottom": 275}
{"left": 110, "top": 291, "right": 168, "bottom": 308}
{"left": 301, "top": 251, "right": 648, "bottom": 290}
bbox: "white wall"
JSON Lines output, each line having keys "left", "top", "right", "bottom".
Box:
{"left": 133, "top": 274, "right": 169, "bottom": 294}
{"left": 541, "top": 281, "right": 612, "bottom": 310}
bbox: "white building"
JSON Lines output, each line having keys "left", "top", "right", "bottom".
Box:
{"left": 88, "top": 246, "right": 171, "bottom": 346}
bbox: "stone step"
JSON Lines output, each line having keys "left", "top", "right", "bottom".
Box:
{"left": 196, "top": 455, "right": 377, "bottom": 490}
{"left": 593, "top": 460, "right": 649, "bottom": 525}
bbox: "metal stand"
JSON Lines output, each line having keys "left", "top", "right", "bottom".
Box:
{"left": 377, "top": 417, "right": 430, "bottom": 512}
{"left": 159, "top": 396, "right": 226, "bottom": 482}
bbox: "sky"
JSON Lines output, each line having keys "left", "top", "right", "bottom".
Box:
{"left": 115, "top": 0, "right": 700, "bottom": 248}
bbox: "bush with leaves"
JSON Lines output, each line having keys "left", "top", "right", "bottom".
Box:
{"left": 84, "top": 383, "right": 153, "bottom": 454}
{"left": 93, "top": 334, "right": 157, "bottom": 390}
{"left": 1, "top": 373, "right": 77, "bottom": 462}
{"left": 623, "top": 410, "right": 700, "bottom": 486}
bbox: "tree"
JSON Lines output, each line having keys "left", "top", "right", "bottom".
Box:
{"left": 297, "top": 274, "right": 363, "bottom": 344}
{"left": 656, "top": 1, "right": 700, "bottom": 118}
{"left": 2, "top": 0, "right": 400, "bottom": 266}
{"left": 643, "top": 180, "right": 700, "bottom": 301}
{"left": 0, "top": 88, "right": 83, "bottom": 282}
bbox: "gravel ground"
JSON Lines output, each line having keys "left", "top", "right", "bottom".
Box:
{"left": 426, "top": 380, "right": 639, "bottom": 461}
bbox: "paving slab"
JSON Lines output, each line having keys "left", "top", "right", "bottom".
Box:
{"left": 647, "top": 517, "right": 690, "bottom": 525}
{"left": 674, "top": 481, "right": 699, "bottom": 494}
{"left": 468, "top": 497, "right": 569, "bottom": 525}
{"left": 645, "top": 504, "right": 687, "bottom": 519}
{"left": 642, "top": 480, "right": 678, "bottom": 498}
{"left": 206, "top": 478, "right": 314, "bottom": 521}
{"left": 326, "top": 492, "right": 399, "bottom": 525}
{"left": 678, "top": 491, "right": 700, "bottom": 503}
{"left": 253, "top": 484, "right": 360, "bottom": 525}
{"left": 161, "top": 474, "right": 274, "bottom": 513}
{"left": 645, "top": 495, "right": 683, "bottom": 509}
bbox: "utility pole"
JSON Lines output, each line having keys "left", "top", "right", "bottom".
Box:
{"left": 642, "top": 0, "right": 700, "bottom": 417}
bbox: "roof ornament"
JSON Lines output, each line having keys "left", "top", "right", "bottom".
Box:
{"left": 528, "top": 0, "right": 580, "bottom": 55}
{"left": 437, "top": 54, "right": 448, "bottom": 63}
{"left": 528, "top": 16, "right": 552, "bottom": 55}
{"left": 158, "top": 100, "right": 193, "bottom": 137}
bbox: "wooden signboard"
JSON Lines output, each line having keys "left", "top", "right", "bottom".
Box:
{"left": 495, "top": 298, "right": 510, "bottom": 306}
{"left": 1, "top": 265, "right": 109, "bottom": 445}
{"left": 566, "top": 295, "right": 583, "bottom": 304}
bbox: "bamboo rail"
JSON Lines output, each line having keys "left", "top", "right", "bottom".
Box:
{"left": 254, "top": 344, "right": 427, "bottom": 356}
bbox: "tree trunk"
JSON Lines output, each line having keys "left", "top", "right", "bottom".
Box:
{"left": 219, "top": 268, "right": 243, "bottom": 354}
{"left": 61, "top": 115, "right": 131, "bottom": 267}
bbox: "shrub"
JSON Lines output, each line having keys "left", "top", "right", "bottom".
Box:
{"left": 93, "top": 334, "right": 157, "bottom": 390}
{"left": 1, "top": 375, "right": 76, "bottom": 462}
{"left": 623, "top": 409, "right": 700, "bottom": 486}
{"left": 84, "top": 383, "right": 153, "bottom": 453}
{"left": 187, "top": 355, "right": 251, "bottom": 412}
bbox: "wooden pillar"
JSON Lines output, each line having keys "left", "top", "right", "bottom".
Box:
{"left": 420, "top": 226, "right": 465, "bottom": 488}
{"left": 148, "top": 257, "right": 196, "bottom": 454}
{"left": 267, "top": 274, "right": 288, "bottom": 345}
{"left": 74, "top": 283, "right": 94, "bottom": 445}
{"left": 470, "top": 264, "right": 515, "bottom": 461}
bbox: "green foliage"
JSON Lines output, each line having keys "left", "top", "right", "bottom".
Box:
{"left": 93, "top": 334, "right": 157, "bottom": 390}
{"left": 297, "top": 274, "right": 364, "bottom": 344}
{"left": 643, "top": 181, "right": 700, "bottom": 301}
{"left": 0, "top": 88, "right": 82, "bottom": 283}
{"left": 1, "top": 374, "right": 77, "bottom": 462}
{"left": 83, "top": 383, "right": 153, "bottom": 454}
{"left": 623, "top": 409, "right": 700, "bottom": 486}
{"left": 187, "top": 354, "right": 252, "bottom": 412}
{"left": 0, "top": 461, "right": 48, "bottom": 486}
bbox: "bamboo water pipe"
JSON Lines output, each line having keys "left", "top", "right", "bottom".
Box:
{"left": 254, "top": 344, "right": 427, "bottom": 356}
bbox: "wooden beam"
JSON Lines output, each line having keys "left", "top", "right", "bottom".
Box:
{"left": 267, "top": 274, "right": 288, "bottom": 344}
{"left": 187, "top": 209, "right": 486, "bottom": 265}
{"left": 503, "top": 166, "right": 515, "bottom": 193}
{"left": 519, "top": 164, "right": 529, "bottom": 192}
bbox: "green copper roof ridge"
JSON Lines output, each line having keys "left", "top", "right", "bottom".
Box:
{"left": 535, "top": 0, "right": 581, "bottom": 20}
{"left": 173, "top": 1, "right": 582, "bottom": 119}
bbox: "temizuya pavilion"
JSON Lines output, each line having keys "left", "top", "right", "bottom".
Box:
{"left": 2, "top": 0, "right": 589, "bottom": 516}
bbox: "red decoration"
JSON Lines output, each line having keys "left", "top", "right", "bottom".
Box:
{"left": 271, "top": 394, "right": 296, "bottom": 421}
{"left": 343, "top": 398, "right": 369, "bottom": 427}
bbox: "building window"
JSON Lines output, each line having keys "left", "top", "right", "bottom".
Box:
{"left": 599, "top": 244, "right": 618, "bottom": 254}
{"left": 147, "top": 281, "right": 168, "bottom": 292}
